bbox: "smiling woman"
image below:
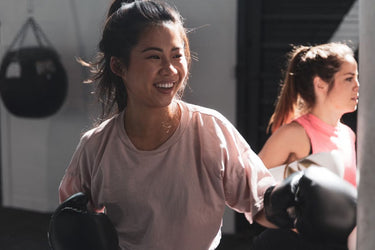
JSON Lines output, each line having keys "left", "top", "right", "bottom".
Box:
{"left": 56, "top": 0, "right": 276, "bottom": 249}
{"left": 109, "top": 23, "right": 188, "bottom": 150}
{"left": 111, "top": 23, "right": 188, "bottom": 116}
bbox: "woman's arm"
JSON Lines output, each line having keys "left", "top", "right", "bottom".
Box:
{"left": 254, "top": 209, "right": 278, "bottom": 228}
{"left": 258, "top": 122, "right": 311, "bottom": 169}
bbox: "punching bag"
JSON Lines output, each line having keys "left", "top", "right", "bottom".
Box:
{"left": 0, "top": 17, "right": 67, "bottom": 118}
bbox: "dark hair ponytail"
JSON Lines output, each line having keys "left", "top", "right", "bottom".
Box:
{"left": 107, "top": 0, "right": 135, "bottom": 18}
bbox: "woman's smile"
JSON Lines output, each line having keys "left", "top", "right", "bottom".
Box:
{"left": 154, "top": 81, "right": 176, "bottom": 89}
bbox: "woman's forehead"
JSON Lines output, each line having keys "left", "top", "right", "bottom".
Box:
{"left": 137, "top": 23, "right": 184, "bottom": 45}
{"left": 340, "top": 56, "right": 358, "bottom": 72}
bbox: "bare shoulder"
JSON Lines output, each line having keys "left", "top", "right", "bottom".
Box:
{"left": 259, "top": 121, "right": 310, "bottom": 168}
{"left": 278, "top": 121, "right": 307, "bottom": 137}
{"left": 268, "top": 121, "right": 307, "bottom": 145}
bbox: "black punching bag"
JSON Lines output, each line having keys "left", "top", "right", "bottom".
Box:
{"left": 0, "top": 17, "right": 67, "bottom": 118}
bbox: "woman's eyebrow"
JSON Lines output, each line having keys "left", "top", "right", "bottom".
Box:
{"left": 343, "top": 72, "right": 357, "bottom": 76}
{"left": 141, "top": 47, "right": 182, "bottom": 53}
{"left": 142, "top": 47, "right": 162, "bottom": 53}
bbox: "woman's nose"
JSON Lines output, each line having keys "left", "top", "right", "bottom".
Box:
{"left": 161, "top": 59, "right": 177, "bottom": 75}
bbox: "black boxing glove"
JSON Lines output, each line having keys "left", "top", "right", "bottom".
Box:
{"left": 48, "top": 192, "right": 119, "bottom": 250}
{"left": 264, "top": 171, "right": 303, "bottom": 228}
{"left": 295, "top": 166, "right": 357, "bottom": 245}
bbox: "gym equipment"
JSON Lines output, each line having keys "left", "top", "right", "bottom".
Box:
{"left": 48, "top": 192, "right": 119, "bottom": 250}
{"left": 264, "top": 166, "right": 357, "bottom": 244}
{"left": 0, "top": 17, "right": 67, "bottom": 118}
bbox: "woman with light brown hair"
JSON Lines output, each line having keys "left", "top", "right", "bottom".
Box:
{"left": 253, "top": 42, "right": 359, "bottom": 250}
{"left": 260, "top": 42, "right": 358, "bottom": 187}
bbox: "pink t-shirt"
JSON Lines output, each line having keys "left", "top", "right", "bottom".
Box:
{"left": 59, "top": 100, "right": 275, "bottom": 250}
{"left": 295, "top": 113, "right": 356, "bottom": 186}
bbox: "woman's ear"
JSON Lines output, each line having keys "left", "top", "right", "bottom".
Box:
{"left": 313, "top": 76, "right": 328, "bottom": 94}
{"left": 110, "top": 56, "right": 125, "bottom": 77}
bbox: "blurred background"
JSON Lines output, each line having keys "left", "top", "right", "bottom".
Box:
{"left": 0, "top": 0, "right": 363, "bottom": 249}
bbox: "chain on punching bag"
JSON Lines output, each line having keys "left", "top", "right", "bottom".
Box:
{"left": 0, "top": 17, "right": 67, "bottom": 118}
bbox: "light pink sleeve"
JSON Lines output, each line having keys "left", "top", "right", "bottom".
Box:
{"left": 215, "top": 119, "right": 276, "bottom": 222}
{"left": 58, "top": 172, "right": 84, "bottom": 203}
{"left": 58, "top": 135, "right": 93, "bottom": 205}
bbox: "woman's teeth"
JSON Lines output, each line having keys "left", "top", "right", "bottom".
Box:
{"left": 156, "top": 82, "right": 174, "bottom": 88}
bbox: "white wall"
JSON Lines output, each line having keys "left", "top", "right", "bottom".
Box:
{"left": 170, "top": 0, "right": 237, "bottom": 123}
{"left": 0, "top": 0, "right": 237, "bottom": 233}
{"left": 0, "top": 0, "right": 107, "bottom": 212}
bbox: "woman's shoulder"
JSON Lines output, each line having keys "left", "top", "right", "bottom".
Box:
{"left": 180, "top": 101, "right": 232, "bottom": 125}
{"left": 267, "top": 121, "right": 310, "bottom": 154}
{"left": 181, "top": 101, "right": 224, "bottom": 116}
{"left": 80, "top": 113, "right": 122, "bottom": 145}
{"left": 273, "top": 121, "right": 306, "bottom": 138}
{"left": 259, "top": 121, "right": 310, "bottom": 167}
{"left": 178, "top": 101, "right": 241, "bottom": 142}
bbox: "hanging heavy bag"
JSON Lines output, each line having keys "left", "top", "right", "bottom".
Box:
{"left": 0, "top": 17, "right": 67, "bottom": 118}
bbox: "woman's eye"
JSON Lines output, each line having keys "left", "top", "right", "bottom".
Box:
{"left": 346, "top": 77, "right": 353, "bottom": 82}
{"left": 147, "top": 55, "right": 160, "bottom": 59}
{"left": 173, "top": 54, "right": 183, "bottom": 59}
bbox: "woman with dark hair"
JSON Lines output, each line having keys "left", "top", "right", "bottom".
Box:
{"left": 58, "top": 0, "right": 275, "bottom": 249}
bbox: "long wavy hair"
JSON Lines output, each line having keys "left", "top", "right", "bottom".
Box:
{"left": 268, "top": 42, "right": 354, "bottom": 133}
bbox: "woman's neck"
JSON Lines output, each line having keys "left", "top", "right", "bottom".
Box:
{"left": 124, "top": 101, "right": 181, "bottom": 150}
{"left": 310, "top": 106, "right": 342, "bottom": 127}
